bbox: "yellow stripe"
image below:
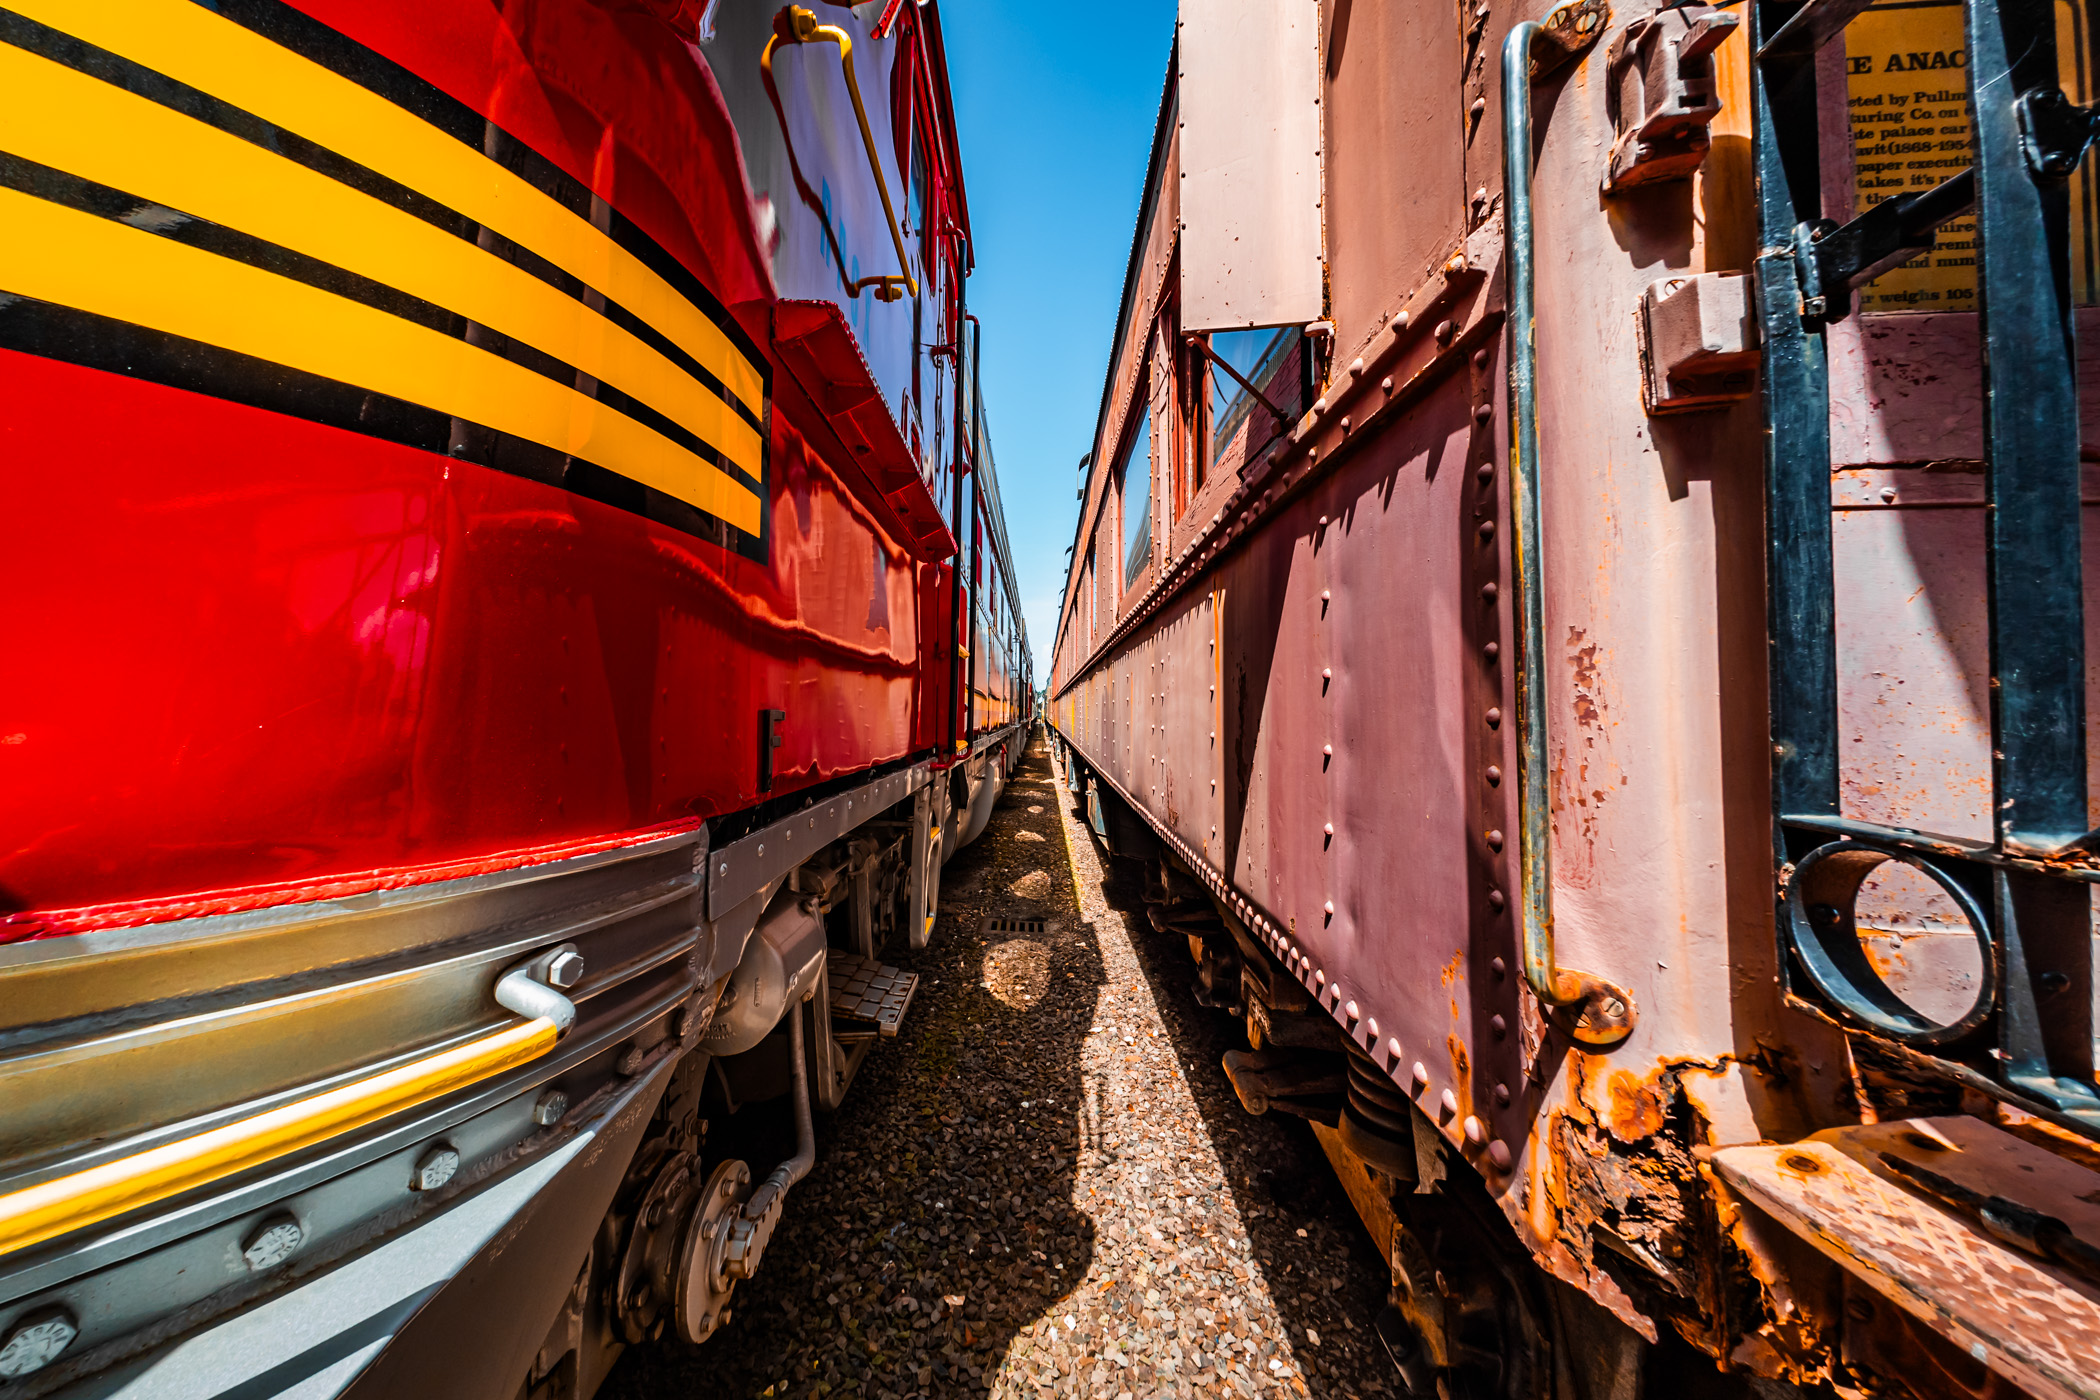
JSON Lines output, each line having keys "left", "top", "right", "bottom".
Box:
{"left": 12, "top": 0, "right": 768, "bottom": 433}
{"left": 0, "top": 44, "right": 764, "bottom": 483}
{"left": 0, "top": 188, "right": 762, "bottom": 535}
{"left": 0, "top": 1017, "right": 557, "bottom": 1257}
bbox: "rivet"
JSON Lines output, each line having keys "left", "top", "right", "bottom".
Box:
{"left": 1477, "top": 520, "right": 1495, "bottom": 541}
{"left": 1411, "top": 1062, "right": 1430, "bottom": 1089}
{"left": 1387, "top": 1036, "right": 1404, "bottom": 1060}
{"left": 718, "top": 863, "right": 728, "bottom": 877}
{"left": 1485, "top": 765, "right": 1502, "bottom": 786}
{"left": 1350, "top": 357, "right": 1365, "bottom": 377}
{"left": 1486, "top": 707, "right": 1502, "bottom": 728}
{"left": 1321, "top": 589, "right": 1331, "bottom": 602}
{"left": 1469, "top": 96, "right": 1486, "bottom": 118}
{"left": 1487, "top": 889, "right": 1506, "bottom": 911}
{"left": 1473, "top": 347, "right": 1491, "bottom": 369}
{"left": 1395, "top": 311, "right": 1411, "bottom": 329}
{"left": 1435, "top": 319, "right": 1455, "bottom": 343}
{"left": 1486, "top": 1140, "right": 1513, "bottom": 1171}
{"left": 1485, "top": 640, "right": 1500, "bottom": 659}
{"left": 1367, "top": 1018, "right": 1379, "bottom": 1037}
{"left": 1440, "top": 1089, "right": 1459, "bottom": 1116}
{"left": 1381, "top": 376, "right": 1394, "bottom": 394}
{"left": 1491, "top": 1014, "right": 1508, "bottom": 1037}
{"left": 1494, "top": 1082, "right": 1512, "bottom": 1106}
{"left": 1491, "top": 957, "right": 1508, "bottom": 979}
{"left": 1473, "top": 403, "right": 1492, "bottom": 424}
{"left": 1316, "top": 970, "right": 1327, "bottom": 987}
{"left": 1472, "top": 186, "right": 1488, "bottom": 207}
{"left": 1322, "top": 667, "right": 1332, "bottom": 680}
{"left": 1340, "top": 416, "right": 1351, "bottom": 433}
{"left": 1486, "top": 828, "right": 1504, "bottom": 851}
{"left": 1318, "top": 514, "right": 1328, "bottom": 526}
{"left": 1464, "top": 1115, "right": 1485, "bottom": 1145}
{"left": 1480, "top": 582, "right": 1497, "bottom": 601}
{"left": 1345, "top": 1000, "right": 1360, "bottom": 1020}
{"left": 1324, "top": 822, "right": 1335, "bottom": 836}
{"left": 1324, "top": 900, "right": 1336, "bottom": 916}
{"left": 1323, "top": 743, "right": 1334, "bottom": 756}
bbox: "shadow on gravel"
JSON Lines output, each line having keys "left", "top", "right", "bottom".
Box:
{"left": 1057, "top": 784, "right": 1398, "bottom": 1397}
{"left": 605, "top": 739, "right": 1112, "bottom": 1399}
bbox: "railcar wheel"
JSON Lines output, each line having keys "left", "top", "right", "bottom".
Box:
{"left": 672, "top": 1160, "right": 753, "bottom": 1344}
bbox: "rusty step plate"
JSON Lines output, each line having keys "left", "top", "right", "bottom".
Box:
{"left": 826, "top": 951, "right": 917, "bottom": 1037}
{"left": 1711, "top": 1117, "right": 2100, "bottom": 1400}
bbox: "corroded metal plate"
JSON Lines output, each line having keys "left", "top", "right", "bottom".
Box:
{"left": 1713, "top": 1124, "right": 2100, "bottom": 1400}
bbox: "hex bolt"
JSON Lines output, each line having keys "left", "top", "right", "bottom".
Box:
{"left": 532, "top": 1089, "right": 569, "bottom": 1126}
{"left": 242, "top": 1214, "right": 305, "bottom": 1271}
{"left": 0, "top": 1307, "right": 78, "bottom": 1380}
{"left": 411, "top": 1144, "right": 461, "bottom": 1192}
{"left": 545, "top": 949, "right": 586, "bottom": 989}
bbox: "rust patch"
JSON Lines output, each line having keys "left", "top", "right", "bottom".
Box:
{"left": 1447, "top": 1034, "right": 1471, "bottom": 1082}
{"left": 1607, "top": 1070, "right": 1669, "bottom": 1142}
{"left": 1567, "top": 626, "right": 1604, "bottom": 729}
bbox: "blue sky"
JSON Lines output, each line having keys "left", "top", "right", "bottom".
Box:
{"left": 943, "top": 0, "right": 1178, "bottom": 681}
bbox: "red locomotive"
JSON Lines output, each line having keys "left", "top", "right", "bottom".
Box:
{"left": 0, "top": 0, "right": 1026, "bottom": 1393}
{"left": 1054, "top": 1, "right": 2100, "bottom": 1395}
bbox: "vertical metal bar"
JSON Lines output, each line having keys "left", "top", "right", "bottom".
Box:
{"left": 1753, "top": 0, "right": 1840, "bottom": 825}
{"left": 1967, "top": 0, "right": 2089, "bottom": 851}
{"left": 1501, "top": 17, "right": 1636, "bottom": 1045}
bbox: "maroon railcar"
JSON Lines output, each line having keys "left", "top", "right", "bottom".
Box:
{"left": 1052, "top": 1, "right": 2100, "bottom": 1395}
{"left": 0, "top": 0, "right": 1027, "bottom": 1393}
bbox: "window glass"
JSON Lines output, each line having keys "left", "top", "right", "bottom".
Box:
{"left": 1208, "top": 327, "right": 1296, "bottom": 459}
{"left": 1121, "top": 407, "right": 1152, "bottom": 588}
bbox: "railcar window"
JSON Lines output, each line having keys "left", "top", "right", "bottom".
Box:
{"left": 1206, "top": 326, "right": 1296, "bottom": 461}
{"left": 1120, "top": 405, "right": 1153, "bottom": 589}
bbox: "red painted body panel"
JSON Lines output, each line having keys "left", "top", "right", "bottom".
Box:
{"left": 0, "top": 350, "right": 918, "bottom": 924}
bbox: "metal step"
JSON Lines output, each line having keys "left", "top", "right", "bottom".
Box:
{"left": 1711, "top": 1117, "right": 2100, "bottom": 1400}
{"left": 826, "top": 952, "right": 918, "bottom": 1037}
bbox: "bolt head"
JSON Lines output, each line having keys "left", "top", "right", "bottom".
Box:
{"left": 546, "top": 949, "right": 586, "bottom": 989}
{"left": 412, "top": 1145, "right": 462, "bottom": 1192}
{"left": 532, "top": 1089, "right": 569, "bottom": 1126}
{"left": 1486, "top": 1140, "right": 1513, "bottom": 1172}
{"left": 0, "top": 1307, "right": 77, "bottom": 1379}
{"left": 242, "top": 1215, "right": 305, "bottom": 1271}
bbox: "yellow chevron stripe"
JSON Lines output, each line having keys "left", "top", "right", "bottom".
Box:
{"left": 0, "top": 43, "right": 765, "bottom": 483}
{"left": 0, "top": 187, "right": 762, "bottom": 536}
{"left": 10, "top": 0, "right": 768, "bottom": 437}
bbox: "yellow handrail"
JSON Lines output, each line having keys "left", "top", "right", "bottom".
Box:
{"left": 0, "top": 947, "right": 580, "bottom": 1258}
{"left": 762, "top": 6, "right": 919, "bottom": 303}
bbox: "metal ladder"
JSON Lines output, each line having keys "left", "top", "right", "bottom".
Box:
{"left": 1754, "top": 0, "right": 2100, "bottom": 1131}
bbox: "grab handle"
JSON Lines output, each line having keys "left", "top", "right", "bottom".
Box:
{"left": 1502, "top": 4, "right": 1636, "bottom": 1048}
{"left": 0, "top": 945, "right": 581, "bottom": 1258}
{"left": 763, "top": 7, "right": 919, "bottom": 303}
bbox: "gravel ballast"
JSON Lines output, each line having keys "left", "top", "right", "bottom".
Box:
{"left": 605, "top": 735, "right": 1395, "bottom": 1399}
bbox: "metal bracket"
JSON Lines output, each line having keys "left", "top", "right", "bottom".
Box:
{"left": 1795, "top": 169, "right": 1974, "bottom": 323}
{"left": 2018, "top": 85, "right": 2100, "bottom": 178}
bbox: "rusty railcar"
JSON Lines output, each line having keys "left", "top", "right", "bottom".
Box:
{"left": 1049, "top": 0, "right": 2100, "bottom": 1394}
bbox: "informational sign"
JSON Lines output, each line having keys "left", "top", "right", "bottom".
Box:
{"left": 1845, "top": 0, "right": 2098, "bottom": 311}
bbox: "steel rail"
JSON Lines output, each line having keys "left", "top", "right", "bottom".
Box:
{"left": 0, "top": 946, "right": 581, "bottom": 1258}
{"left": 762, "top": 7, "right": 919, "bottom": 302}
{"left": 1501, "top": 6, "right": 1636, "bottom": 1047}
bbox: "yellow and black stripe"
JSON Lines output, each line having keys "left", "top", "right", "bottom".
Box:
{"left": 0, "top": 0, "right": 770, "bottom": 553}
